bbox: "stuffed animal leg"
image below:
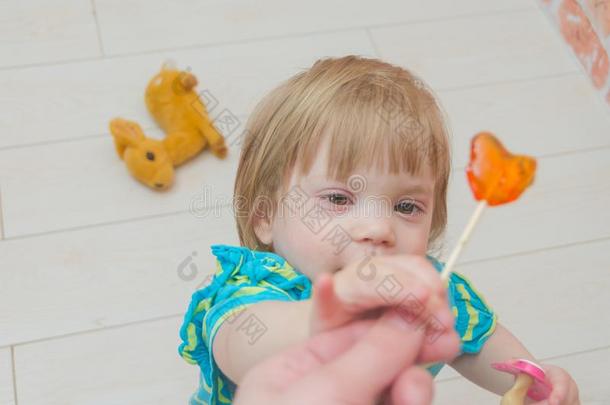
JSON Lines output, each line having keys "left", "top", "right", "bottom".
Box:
{"left": 145, "top": 64, "right": 228, "bottom": 160}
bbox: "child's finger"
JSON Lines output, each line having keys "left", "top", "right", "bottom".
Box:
{"left": 339, "top": 269, "right": 432, "bottom": 314}
{"left": 542, "top": 365, "right": 569, "bottom": 405}
{"left": 313, "top": 274, "right": 335, "bottom": 309}
{"left": 311, "top": 274, "right": 337, "bottom": 322}
{"left": 311, "top": 273, "right": 351, "bottom": 333}
{"left": 342, "top": 257, "right": 446, "bottom": 320}
{"left": 377, "top": 254, "right": 447, "bottom": 296}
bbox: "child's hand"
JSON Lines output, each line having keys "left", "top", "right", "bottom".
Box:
{"left": 310, "top": 254, "right": 458, "bottom": 364}
{"left": 528, "top": 364, "right": 580, "bottom": 405}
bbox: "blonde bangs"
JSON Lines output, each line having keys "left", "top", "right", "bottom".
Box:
{"left": 233, "top": 55, "right": 452, "bottom": 253}
{"left": 293, "top": 73, "right": 450, "bottom": 187}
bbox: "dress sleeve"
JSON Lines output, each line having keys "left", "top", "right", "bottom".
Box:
{"left": 178, "top": 245, "right": 312, "bottom": 404}
{"left": 448, "top": 271, "right": 498, "bottom": 354}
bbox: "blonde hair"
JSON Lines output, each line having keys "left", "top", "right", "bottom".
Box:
{"left": 233, "top": 55, "right": 452, "bottom": 255}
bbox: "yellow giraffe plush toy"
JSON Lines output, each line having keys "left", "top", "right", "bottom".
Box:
{"left": 110, "top": 63, "right": 228, "bottom": 190}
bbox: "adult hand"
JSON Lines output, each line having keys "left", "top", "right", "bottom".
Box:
{"left": 234, "top": 275, "right": 460, "bottom": 405}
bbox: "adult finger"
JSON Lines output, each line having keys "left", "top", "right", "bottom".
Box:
{"left": 391, "top": 366, "right": 434, "bottom": 405}
{"left": 240, "top": 318, "right": 376, "bottom": 391}
{"left": 415, "top": 325, "right": 460, "bottom": 365}
{"left": 319, "top": 309, "right": 427, "bottom": 401}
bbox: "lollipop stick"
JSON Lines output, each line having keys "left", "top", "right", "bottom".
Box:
{"left": 440, "top": 200, "right": 487, "bottom": 281}
{"left": 418, "top": 200, "right": 487, "bottom": 371}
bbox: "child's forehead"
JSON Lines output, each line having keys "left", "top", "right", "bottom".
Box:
{"left": 304, "top": 145, "right": 435, "bottom": 183}
{"left": 297, "top": 165, "right": 435, "bottom": 193}
{"left": 287, "top": 129, "right": 437, "bottom": 194}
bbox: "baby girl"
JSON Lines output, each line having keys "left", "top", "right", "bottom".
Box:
{"left": 178, "top": 56, "right": 579, "bottom": 404}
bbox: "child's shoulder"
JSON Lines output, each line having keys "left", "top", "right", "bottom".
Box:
{"left": 209, "top": 243, "right": 298, "bottom": 280}
{"left": 210, "top": 243, "right": 287, "bottom": 266}
{"left": 206, "top": 243, "right": 312, "bottom": 298}
{"left": 178, "top": 245, "right": 312, "bottom": 370}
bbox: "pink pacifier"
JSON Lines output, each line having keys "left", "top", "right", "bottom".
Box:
{"left": 491, "top": 359, "right": 552, "bottom": 404}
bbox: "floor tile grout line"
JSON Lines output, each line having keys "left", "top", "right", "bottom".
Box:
{"left": 451, "top": 142, "right": 610, "bottom": 172}
{"left": 364, "top": 28, "right": 382, "bottom": 58}
{"left": 3, "top": 309, "right": 610, "bottom": 363}
{"left": 437, "top": 69, "right": 580, "bottom": 93}
{"left": 2, "top": 199, "right": 610, "bottom": 274}
{"left": 2, "top": 143, "right": 610, "bottom": 242}
{"left": 1, "top": 201, "right": 235, "bottom": 241}
{"left": 0, "top": 185, "right": 4, "bottom": 241}
{"left": 542, "top": 343, "right": 610, "bottom": 362}
{"left": 0, "top": 133, "right": 107, "bottom": 153}
{"left": 90, "top": 0, "right": 106, "bottom": 57}
{"left": 2, "top": 207, "right": 203, "bottom": 241}
{"left": 436, "top": 342, "right": 610, "bottom": 383}
{"left": 0, "top": 72, "right": 585, "bottom": 154}
{"left": 359, "top": 6, "right": 536, "bottom": 33}
{"left": 10, "top": 346, "right": 18, "bottom": 405}
{"left": 0, "top": 6, "right": 534, "bottom": 72}
{"left": 0, "top": 112, "right": 248, "bottom": 153}
{"left": 456, "top": 234, "right": 610, "bottom": 267}
{"left": 0, "top": 313, "right": 183, "bottom": 350}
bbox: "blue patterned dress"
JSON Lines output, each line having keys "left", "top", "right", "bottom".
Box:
{"left": 178, "top": 244, "right": 497, "bottom": 405}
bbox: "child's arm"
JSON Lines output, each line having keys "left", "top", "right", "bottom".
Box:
{"left": 449, "top": 321, "right": 536, "bottom": 395}
{"left": 212, "top": 298, "right": 314, "bottom": 384}
{"left": 213, "top": 254, "right": 452, "bottom": 385}
{"left": 450, "top": 322, "right": 580, "bottom": 404}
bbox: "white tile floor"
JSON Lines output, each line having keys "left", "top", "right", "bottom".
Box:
{"left": 0, "top": 1, "right": 609, "bottom": 404}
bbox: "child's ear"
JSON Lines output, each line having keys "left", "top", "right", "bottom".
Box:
{"left": 109, "top": 118, "right": 145, "bottom": 159}
{"left": 253, "top": 216, "right": 273, "bottom": 246}
{"left": 252, "top": 200, "right": 274, "bottom": 246}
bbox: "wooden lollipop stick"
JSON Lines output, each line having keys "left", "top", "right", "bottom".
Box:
{"left": 418, "top": 200, "right": 488, "bottom": 371}
{"left": 440, "top": 200, "right": 487, "bottom": 281}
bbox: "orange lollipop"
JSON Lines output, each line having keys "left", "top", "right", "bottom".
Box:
{"left": 433, "top": 133, "right": 542, "bottom": 405}
{"left": 439, "top": 131, "right": 537, "bottom": 281}
{"left": 466, "top": 132, "right": 537, "bottom": 206}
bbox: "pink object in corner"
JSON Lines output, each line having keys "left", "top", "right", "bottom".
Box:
{"left": 491, "top": 359, "right": 553, "bottom": 401}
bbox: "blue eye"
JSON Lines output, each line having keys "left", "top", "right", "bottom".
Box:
{"left": 395, "top": 200, "right": 423, "bottom": 216}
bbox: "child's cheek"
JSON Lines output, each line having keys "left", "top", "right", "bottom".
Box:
{"left": 297, "top": 231, "right": 344, "bottom": 279}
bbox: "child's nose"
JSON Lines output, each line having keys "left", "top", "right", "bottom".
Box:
{"left": 350, "top": 216, "right": 396, "bottom": 248}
